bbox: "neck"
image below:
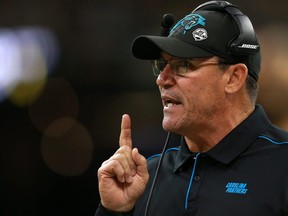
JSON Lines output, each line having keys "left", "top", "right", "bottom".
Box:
{"left": 184, "top": 104, "right": 254, "bottom": 153}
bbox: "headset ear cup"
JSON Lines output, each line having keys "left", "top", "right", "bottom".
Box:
{"left": 225, "top": 8, "right": 260, "bottom": 55}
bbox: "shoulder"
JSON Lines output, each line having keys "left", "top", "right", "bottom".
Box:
{"left": 258, "top": 124, "right": 288, "bottom": 145}
{"left": 255, "top": 124, "right": 288, "bottom": 167}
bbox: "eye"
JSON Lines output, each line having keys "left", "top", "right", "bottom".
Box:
{"left": 179, "top": 60, "right": 189, "bottom": 68}
{"left": 185, "top": 60, "right": 198, "bottom": 70}
{"left": 172, "top": 60, "right": 191, "bottom": 75}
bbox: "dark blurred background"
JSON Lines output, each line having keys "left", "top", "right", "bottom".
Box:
{"left": 0, "top": 0, "right": 288, "bottom": 215}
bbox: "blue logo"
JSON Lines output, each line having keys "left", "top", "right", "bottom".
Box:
{"left": 226, "top": 182, "right": 248, "bottom": 194}
{"left": 170, "top": 13, "right": 205, "bottom": 35}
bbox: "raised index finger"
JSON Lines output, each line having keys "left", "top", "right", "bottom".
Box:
{"left": 119, "top": 114, "right": 132, "bottom": 148}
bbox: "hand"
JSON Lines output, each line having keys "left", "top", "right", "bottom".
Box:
{"left": 97, "top": 114, "right": 149, "bottom": 212}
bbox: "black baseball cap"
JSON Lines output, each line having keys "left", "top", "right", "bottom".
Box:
{"left": 131, "top": 1, "right": 261, "bottom": 80}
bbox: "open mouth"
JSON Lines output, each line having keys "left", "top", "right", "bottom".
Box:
{"left": 163, "top": 99, "right": 181, "bottom": 107}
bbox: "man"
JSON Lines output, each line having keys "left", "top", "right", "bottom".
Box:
{"left": 95, "top": 1, "right": 288, "bottom": 216}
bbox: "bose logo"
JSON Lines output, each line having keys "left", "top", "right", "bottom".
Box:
{"left": 238, "top": 44, "right": 259, "bottom": 49}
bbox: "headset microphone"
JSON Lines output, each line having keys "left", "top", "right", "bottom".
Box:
{"left": 160, "top": 14, "right": 175, "bottom": 36}
{"left": 144, "top": 132, "right": 171, "bottom": 216}
{"left": 143, "top": 15, "right": 175, "bottom": 216}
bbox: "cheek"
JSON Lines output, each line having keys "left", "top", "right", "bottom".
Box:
{"left": 181, "top": 79, "right": 210, "bottom": 99}
{"left": 183, "top": 79, "right": 223, "bottom": 108}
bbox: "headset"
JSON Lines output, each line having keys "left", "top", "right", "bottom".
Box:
{"left": 192, "top": 0, "right": 260, "bottom": 56}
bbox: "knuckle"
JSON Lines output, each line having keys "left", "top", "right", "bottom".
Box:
{"left": 118, "top": 145, "right": 132, "bottom": 152}
{"left": 113, "top": 152, "right": 126, "bottom": 162}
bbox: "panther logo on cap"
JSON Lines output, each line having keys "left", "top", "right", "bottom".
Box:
{"left": 170, "top": 13, "right": 205, "bottom": 35}
{"left": 192, "top": 28, "right": 208, "bottom": 41}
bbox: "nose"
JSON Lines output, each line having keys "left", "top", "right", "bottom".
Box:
{"left": 156, "top": 64, "right": 176, "bottom": 88}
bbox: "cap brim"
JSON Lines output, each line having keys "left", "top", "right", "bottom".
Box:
{"left": 132, "top": 35, "right": 214, "bottom": 59}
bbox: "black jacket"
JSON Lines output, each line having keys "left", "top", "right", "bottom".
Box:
{"left": 96, "top": 105, "right": 288, "bottom": 216}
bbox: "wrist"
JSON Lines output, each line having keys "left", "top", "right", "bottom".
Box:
{"left": 95, "top": 203, "right": 134, "bottom": 216}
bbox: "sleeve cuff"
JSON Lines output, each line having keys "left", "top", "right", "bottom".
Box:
{"left": 95, "top": 203, "right": 134, "bottom": 216}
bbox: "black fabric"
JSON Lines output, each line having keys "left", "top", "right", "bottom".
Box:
{"left": 95, "top": 105, "right": 288, "bottom": 216}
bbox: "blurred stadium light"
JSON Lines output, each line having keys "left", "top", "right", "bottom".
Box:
{"left": 0, "top": 26, "right": 59, "bottom": 106}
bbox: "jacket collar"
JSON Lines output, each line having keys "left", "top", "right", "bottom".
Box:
{"left": 174, "top": 105, "right": 271, "bottom": 172}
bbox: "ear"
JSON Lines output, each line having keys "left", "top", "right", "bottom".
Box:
{"left": 224, "top": 63, "right": 248, "bottom": 94}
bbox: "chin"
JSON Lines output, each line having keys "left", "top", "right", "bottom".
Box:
{"left": 162, "top": 118, "right": 178, "bottom": 133}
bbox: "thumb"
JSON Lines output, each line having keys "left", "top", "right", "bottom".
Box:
{"left": 132, "top": 148, "right": 148, "bottom": 177}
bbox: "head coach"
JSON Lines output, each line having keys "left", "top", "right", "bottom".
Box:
{"left": 95, "top": 1, "right": 288, "bottom": 216}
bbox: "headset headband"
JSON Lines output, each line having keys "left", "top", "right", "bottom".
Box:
{"left": 193, "top": 1, "right": 260, "bottom": 56}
